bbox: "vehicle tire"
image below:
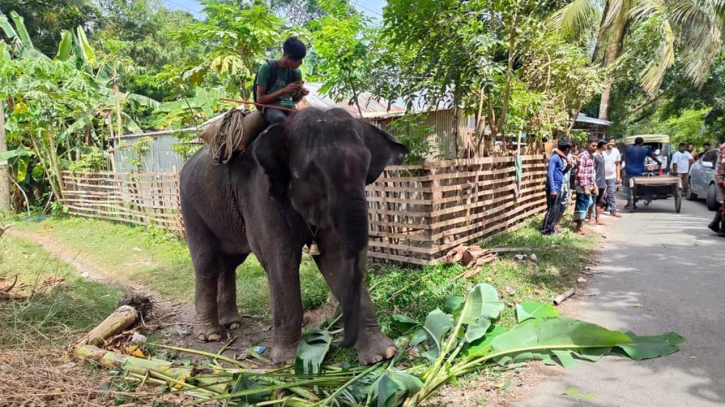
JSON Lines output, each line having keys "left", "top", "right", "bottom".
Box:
{"left": 629, "top": 188, "right": 635, "bottom": 213}
{"left": 675, "top": 193, "right": 682, "bottom": 213}
{"left": 707, "top": 183, "right": 719, "bottom": 211}
{"left": 686, "top": 177, "right": 698, "bottom": 201}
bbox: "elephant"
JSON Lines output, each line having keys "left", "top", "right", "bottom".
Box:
{"left": 179, "top": 107, "right": 409, "bottom": 364}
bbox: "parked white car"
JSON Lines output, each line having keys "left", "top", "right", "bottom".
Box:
{"left": 686, "top": 149, "right": 723, "bottom": 210}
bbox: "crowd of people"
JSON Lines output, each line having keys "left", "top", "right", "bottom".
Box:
{"left": 542, "top": 136, "right": 623, "bottom": 236}
{"left": 542, "top": 136, "right": 725, "bottom": 237}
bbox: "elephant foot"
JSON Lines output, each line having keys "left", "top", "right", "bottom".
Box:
{"left": 219, "top": 312, "right": 242, "bottom": 330}
{"left": 356, "top": 332, "right": 397, "bottom": 365}
{"left": 271, "top": 341, "right": 299, "bottom": 364}
{"left": 195, "top": 321, "right": 224, "bottom": 342}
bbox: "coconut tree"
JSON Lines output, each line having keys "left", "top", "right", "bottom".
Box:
{"left": 550, "top": 0, "right": 725, "bottom": 121}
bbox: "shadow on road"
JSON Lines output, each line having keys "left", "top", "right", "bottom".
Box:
{"left": 517, "top": 196, "right": 725, "bottom": 407}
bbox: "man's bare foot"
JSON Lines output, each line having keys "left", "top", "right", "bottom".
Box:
{"left": 610, "top": 212, "right": 622, "bottom": 218}
{"left": 578, "top": 229, "right": 590, "bottom": 236}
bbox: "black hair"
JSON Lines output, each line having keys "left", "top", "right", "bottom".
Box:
{"left": 679, "top": 142, "right": 687, "bottom": 148}
{"left": 704, "top": 142, "right": 711, "bottom": 147}
{"left": 558, "top": 137, "right": 571, "bottom": 150}
{"left": 607, "top": 137, "right": 616, "bottom": 142}
{"left": 283, "top": 37, "right": 307, "bottom": 60}
{"left": 588, "top": 135, "right": 599, "bottom": 144}
{"left": 597, "top": 139, "right": 606, "bottom": 148}
{"left": 635, "top": 137, "right": 644, "bottom": 145}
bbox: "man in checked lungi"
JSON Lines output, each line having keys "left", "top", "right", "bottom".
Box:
{"left": 573, "top": 137, "right": 599, "bottom": 235}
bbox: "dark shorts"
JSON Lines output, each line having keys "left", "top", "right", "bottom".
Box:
{"left": 263, "top": 108, "right": 289, "bottom": 125}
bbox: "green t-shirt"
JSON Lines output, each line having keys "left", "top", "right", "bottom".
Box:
{"left": 255, "top": 62, "right": 302, "bottom": 109}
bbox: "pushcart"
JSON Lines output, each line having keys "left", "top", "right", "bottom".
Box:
{"left": 628, "top": 175, "right": 681, "bottom": 213}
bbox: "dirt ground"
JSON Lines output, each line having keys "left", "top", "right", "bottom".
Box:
{"left": 3, "top": 221, "right": 608, "bottom": 407}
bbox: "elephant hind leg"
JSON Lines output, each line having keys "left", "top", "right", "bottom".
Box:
{"left": 217, "top": 254, "right": 248, "bottom": 329}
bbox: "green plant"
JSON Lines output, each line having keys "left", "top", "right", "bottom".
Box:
{"left": 387, "top": 114, "right": 437, "bottom": 164}
{"left": 89, "top": 284, "right": 682, "bottom": 407}
{"left": 68, "top": 151, "right": 109, "bottom": 172}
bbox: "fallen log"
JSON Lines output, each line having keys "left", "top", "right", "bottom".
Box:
{"left": 74, "top": 345, "right": 229, "bottom": 394}
{"left": 553, "top": 288, "right": 576, "bottom": 306}
{"left": 76, "top": 305, "right": 139, "bottom": 347}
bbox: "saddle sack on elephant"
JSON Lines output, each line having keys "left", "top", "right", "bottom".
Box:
{"left": 199, "top": 108, "right": 266, "bottom": 164}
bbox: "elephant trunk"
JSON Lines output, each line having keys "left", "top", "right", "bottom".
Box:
{"left": 334, "top": 197, "right": 369, "bottom": 348}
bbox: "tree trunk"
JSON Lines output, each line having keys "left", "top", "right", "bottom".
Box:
{"left": 46, "top": 131, "right": 64, "bottom": 200}
{"left": 0, "top": 101, "right": 10, "bottom": 213}
{"left": 349, "top": 79, "right": 364, "bottom": 119}
{"left": 496, "top": 7, "right": 520, "bottom": 136}
{"left": 591, "top": 0, "right": 611, "bottom": 63}
{"left": 113, "top": 61, "right": 123, "bottom": 138}
{"left": 598, "top": 7, "right": 627, "bottom": 121}
{"left": 30, "top": 135, "right": 61, "bottom": 203}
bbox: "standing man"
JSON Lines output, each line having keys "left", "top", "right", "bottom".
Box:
{"left": 589, "top": 139, "right": 608, "bottom": 225}
{"left": 707, "top": 142, "right": 725, "bottom": 237}
{"left": 574, "top": 137, "right": 598, "bottom": 235}
{"left": 671, "top": 142, "right": 694, "bottom": 195}
{"left": 624, "top": 137, "right": 661, "bottom": 209}
{"left": 542, "top": 138, "right": 572, "bottom": 235}
{"left": 254, "top": 37, "right": 309, "bottom": 125}
{"left": 602, "top": 137, "right": 622, "bottom": 217}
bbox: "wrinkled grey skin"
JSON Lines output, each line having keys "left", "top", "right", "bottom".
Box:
{"left": 179, "top": 108, "right": 408, "bottom": 364}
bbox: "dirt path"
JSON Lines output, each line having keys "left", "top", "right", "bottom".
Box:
{"left": 9, "top": 229, "right": 272, "bottom": 360}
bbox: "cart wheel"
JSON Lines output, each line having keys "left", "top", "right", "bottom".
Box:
{"left": 644, "top": 200, "right": 650, "bottom": 206}
{"left": 675, "top": 191, "right": 682, "bottom": 213}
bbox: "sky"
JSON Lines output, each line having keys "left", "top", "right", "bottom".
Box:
{"left": 161, "top": 0, "right": 387, "bottom": 22}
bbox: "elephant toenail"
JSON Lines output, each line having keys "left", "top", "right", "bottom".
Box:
{"left": 197, "top": 333, "right": 207, "bottom": 342}
{"left": 208, "top": 333, "right": 222, "bottom": 341}
{"left": 385, "top": 346, "right": 397, "bottom": 359}
{"left": 229, "top": 322, "right": 241, "bottom": 329}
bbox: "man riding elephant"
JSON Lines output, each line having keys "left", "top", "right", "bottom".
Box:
{"left": 179, "top": 107, "right": 408, "bottom": 364}
{"left": 254, "top": 37, "right": 310, "bottom": 125}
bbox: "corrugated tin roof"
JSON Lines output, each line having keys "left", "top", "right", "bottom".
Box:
{"left": 576, "top": 113, "right": 612, "bottom": 126}
{"left": 298, "top": 83, "right": 404, "bottom": 118}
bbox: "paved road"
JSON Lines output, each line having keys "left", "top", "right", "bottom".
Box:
{"left": 517, "top": 195, "right": 725, "bottom": 407}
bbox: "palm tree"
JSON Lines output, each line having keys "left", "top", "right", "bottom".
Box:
{"left": 550, "top": 0, "right": 724, "bottom": 121}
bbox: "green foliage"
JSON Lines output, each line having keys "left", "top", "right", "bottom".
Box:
{"left": 386, "top": 114, "right": 437, "bottom": 164}
{"left": 295, "top": 329, "right": 333, "bottom": 375}
{"left": 171, "top": 1, "right": 286, "bottom": 98}
{"left": 68, "top": 151, "right": 109, "bottom": 172}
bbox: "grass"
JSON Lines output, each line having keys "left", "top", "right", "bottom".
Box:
{"left": 369, "top": 215, "right": 596, "bottom": 335}
{"left": 8, "top": 214, "right": 595, "bottom": 334}
{"left": 10, "top": 216, "right": 330, "bottom": 319}
{"left": 0, "top": 214, "right": 598, "bottom": 406}
{"left": 0, "top": 235, "right": 126, "bottom": 347}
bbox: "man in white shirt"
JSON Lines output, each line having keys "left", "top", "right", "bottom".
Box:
{"left": 672, "top": 142, "right": 694, "bottom": 195}
{"left": 602, "top": 138, "right": 622, "bottom": 217}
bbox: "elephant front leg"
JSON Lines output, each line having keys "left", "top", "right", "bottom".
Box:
{"left": 313, "top": 237, "right": 396, "bottom": 364}
{"left": 263, "top": 255, "right": 304, "bottom": 364}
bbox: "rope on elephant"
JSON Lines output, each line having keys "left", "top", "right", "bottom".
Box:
{"left": 208, "top": 108, "right": 247, "bottom": 165}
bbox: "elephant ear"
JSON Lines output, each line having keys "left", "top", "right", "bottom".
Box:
{"left": 252, "top": 124, "right": 290, "bottom": 186}
{"left": 359, "top": 121, "right": 409, "bottom": 185}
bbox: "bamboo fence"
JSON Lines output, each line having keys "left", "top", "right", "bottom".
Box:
{"left": 365, "top": 155, "right": 547, "bottom": 265}
{"left": 60, "top": 154, "right": 547, "bottom": 266}
{"left": 60, "top": 170, "right": 185, "bottom": 235}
